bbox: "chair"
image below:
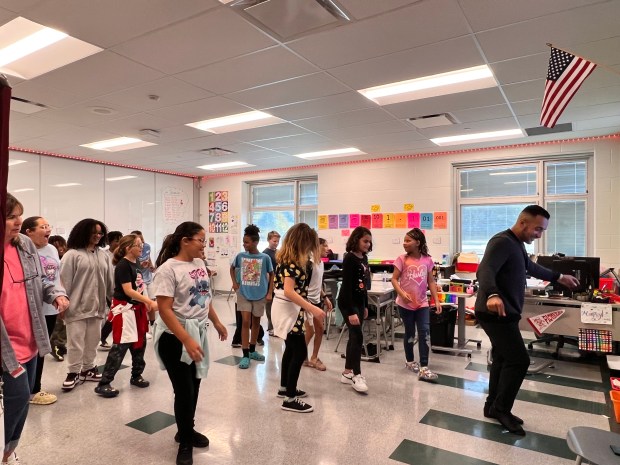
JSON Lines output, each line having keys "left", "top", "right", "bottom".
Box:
{"left": 324, "top": 280, "right": 342, "bottom": 340}
{"left": 528, "top": 333, "right": 579, "bottom": 356}
{"left": 567, "top": 426, "right": 620, "bottom": 465}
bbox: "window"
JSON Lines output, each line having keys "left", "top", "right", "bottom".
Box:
{"left": 248, "top": 177, "right": 318, "bottom": 250}
{"left": 456, "top": 157, "right": 591, "bottom": 257}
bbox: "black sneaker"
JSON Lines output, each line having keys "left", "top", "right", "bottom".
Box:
{"left": 50, "top": 346, "right": 64, "bottom": 362}
{"left": 62, "top": 372, "right": 80, "bottom": 391}
{"left": 130, "top": 376, "right": 150, "bottom": 388}
{"left": 176, "top": 443, "right": 193, "bottom": 465}
{"left": 80, "top": 367, "right": 102, "bottom": 382}
{"left": 281, "top": 397, "right": 313, "bottom": 413}
{"left": 94, "top": 383, "right": 119, "bottom": 398}
{"left": 174, "top": 430, "right": 209, "bottom": 448}
{"left": 231, "top": 343, "right": 241, "bottom": 348}
{"left": 277, "top": 388, "right": 306, "bottom": 398}
{"left": 257, "top": 339, "right": 265, "bottom": 346}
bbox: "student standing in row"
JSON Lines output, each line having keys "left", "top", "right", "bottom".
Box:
{"left": 230, "top": 224, "right": 273, "bottom": 369}
{"left": 339, "top": 226, "right": 372, "bottom": 393}
{"left": 271, "top": 223, "right": 324, "bottom": 413}
{"left": 153, "top": 221, "right": 227, "bottom": 465}
{"left": 48, "top": 235, "right": 68, "bottom": 362}
{"left": 59, "top": 219, "right": 114, "bottom": 391}
{"left": 303, "top": 237, "right": 333, "bottom": 371}
{"left": 100, "top": 230, "right": 123, "bottom": 351}
{"left": 391, "top": 228, "right": 442, "bottom": 381}
{"left": 95, "top": 234, "right": 157, "bottom": 397}
{"left": 262, "top": 230, "right": 280, "bottom": 335}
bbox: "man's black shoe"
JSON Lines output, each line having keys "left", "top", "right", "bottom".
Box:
{"left": 488, "top": 406, "right": 525, "bottom": 436}
{"left": 175, "top": 431, "right": 209, "bottom": 448}
{"left": 176, "top": 443, "right": 193, "bottom": 465}
{"left": 484, "top": 402, "right": 524, "bottom": 425}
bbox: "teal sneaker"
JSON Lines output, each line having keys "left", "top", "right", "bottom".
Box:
{"left": 249, "top": 351, "right": 265, "bottom": 361}
{"left": 238, "top": 357, "right": 250, "bottom": 369}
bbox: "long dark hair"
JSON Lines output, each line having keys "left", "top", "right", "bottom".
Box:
{"left": 67, "top": 219, "right": 108, "bottom": 250}
{"left": 406, "top": 228, "right": 429, "bottom": 256}
{"left": 20, "top": 216, "right": 42, "bottom": 234}
{"left": 156, "top": 221, "right": 204, "bottom": 267}
{"left": 346, "top": 226, "right": 372, "bottom": 253}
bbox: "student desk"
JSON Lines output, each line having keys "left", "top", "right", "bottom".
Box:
{"left": 430, "top": 292, "right": 481, "bottom": 358}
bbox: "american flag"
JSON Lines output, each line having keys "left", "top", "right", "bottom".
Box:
{"left": 540, "top": 47, "right": 596, "bottom": 128}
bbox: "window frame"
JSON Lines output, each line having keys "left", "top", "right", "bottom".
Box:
{"left": 454, "top": 153, "right": 593, "bottom": 256}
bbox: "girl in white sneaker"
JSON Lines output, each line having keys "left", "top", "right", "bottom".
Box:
{"left": 391, "top": 228, "right": 442, "bottom": 382}
{"left": 338, "top": 227, "right": 372, "bottom": 393}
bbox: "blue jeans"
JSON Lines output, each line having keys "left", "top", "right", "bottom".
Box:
{"left": 3, "top": 356, "right": 37, "bottom": 453}
{"left": 399, "top": 306, "right": 431, "bottom": 366}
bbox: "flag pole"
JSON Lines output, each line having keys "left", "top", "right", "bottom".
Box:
{"left": 546, "top": 43, "right": 620, "bottom": 77}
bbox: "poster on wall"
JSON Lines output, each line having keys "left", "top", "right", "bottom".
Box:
{"left": 208, "top": 191, "right": 229, "bottom": 233}
{"left": 163, "top": 186, "right": 189, "bottom": 224}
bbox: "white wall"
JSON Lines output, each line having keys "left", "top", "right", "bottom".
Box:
{"left": 8, "top": 150, "right": 196, "bottom": 258}
{"left": 201, "top": 138, "right": 620, "bottom": 291}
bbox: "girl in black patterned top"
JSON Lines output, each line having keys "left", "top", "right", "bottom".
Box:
{"left": 271, "top": 223, "right": 324, "bottom": 413}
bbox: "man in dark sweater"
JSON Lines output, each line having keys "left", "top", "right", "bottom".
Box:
{"left": 475, "top": 205, "right": 579, "bottom": 436}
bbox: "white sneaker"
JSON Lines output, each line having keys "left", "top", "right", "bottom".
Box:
{"left": 351, "top": 374, "right": 368, "bottom": 393}
{"left": 405, "top": 361, "right": 420, "bottom": 373}
{"left": 340, "top": 371, "right": 354, "bottom": 384}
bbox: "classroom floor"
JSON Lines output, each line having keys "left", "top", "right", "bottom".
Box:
{"left": 19, "top": 294, "right": 613, "bottom": 465}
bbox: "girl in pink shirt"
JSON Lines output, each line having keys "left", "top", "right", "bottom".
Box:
{"left": 391, "top": 228, "right": 442, "bottom": 381}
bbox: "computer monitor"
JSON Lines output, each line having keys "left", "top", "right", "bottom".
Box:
{"left": 535, "top": 255, "right": 600, "bottom": 295}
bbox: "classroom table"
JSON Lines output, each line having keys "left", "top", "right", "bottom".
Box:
{"left": 430, "top": 292, "right": 481, "bottom": 357}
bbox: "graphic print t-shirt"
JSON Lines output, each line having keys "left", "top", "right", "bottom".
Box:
{"left": 153, "top": 258, "right": 211, "bottom": 320}
{"left": 38, "top": 244, "right": 62, "bottom": 316}
{"left": 113, "top": 258, "right": 145, "bottom": 303}
{"left": 394, "top": 254, "right": 434, "bottom": 310}
{"left": 232, "top": 252, "right": 273, "bottom": 301}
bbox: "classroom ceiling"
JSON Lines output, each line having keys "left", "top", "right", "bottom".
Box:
{"left": 5, "top": 0, "right": 620, "bottom": 177}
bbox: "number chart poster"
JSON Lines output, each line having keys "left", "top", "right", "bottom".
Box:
{"left": 208, "top": 191, "right": 229, "bottom": 233}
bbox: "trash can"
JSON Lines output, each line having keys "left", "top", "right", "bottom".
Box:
{"left": 610, "top": 390, "right": 620, "bottom": 423}
{"left": 430, "top": 305, "right": 457, "bottom": 351}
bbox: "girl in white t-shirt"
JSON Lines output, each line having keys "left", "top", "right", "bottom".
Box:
{"left": 391, "top": 228, "right": 442, "bottom": 382}
{"left": 153, "top": 221, "right": 227, "bottom": 465}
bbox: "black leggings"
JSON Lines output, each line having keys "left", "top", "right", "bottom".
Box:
{"left": 158, "top": 332, "right": 201, "bottom": 444}
{"left": 280, "top": 332, "right": 307, "bottom": 398}
{"left": 32, "top": 314, "right": 57, "bottom": 394}
{"left": 344, "top": 307, "right": 364, "bottom": 375}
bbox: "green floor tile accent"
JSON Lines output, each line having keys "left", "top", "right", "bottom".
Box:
{"left": 390, "top": 439, "right": 498, "bottom": 465}
{"left": 465, "top": 362, "right": 606, "bottom": 392}
{"left": 420, "top": 409, "right": 574, "bottom": 460}
{"left": 96, "top": 363, "right": 128, "bottom": 372}
{"left": 214, "top": 355, "right": 243, "bottom": 366}
{"left": 126, "top": 411, "right": 175, "bottom": 434}
{"left": 436, "top": 373, "right": 607, "bottom": 414}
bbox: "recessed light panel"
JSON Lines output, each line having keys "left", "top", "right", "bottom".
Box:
{"left": 81, "top": 137, "right": 157, "bottom": 152}
{"left": 294, "top": 147, "right": 365, "bottom": 160}
{"left": 358, "top": 65, "right": 496, "bottom": 106}
{"left": 105, "top": 176, "right": 138, "bottom": 182}
{"left": 430, "top": 129, "right": 524, "bottom": 146}
{"left": 186, "top": 111, "right": 284, "bottom": 134}
{"left": 197, "top": 161, "right": 255, "bottom": 171}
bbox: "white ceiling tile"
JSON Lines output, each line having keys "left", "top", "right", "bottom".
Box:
{"left": 85, "top": 113, "right": 180, "bottom": 138}
{"left": 338, "top": 0, "right": 423, "bottom": 20}
{"left": 248, "top": 133, "right": 330, "bottom": 150}
{"left": 415, "top": 117, "right": 521, "bottom": 139}
{"left": 9, "top": 116, "right": 89, "bottom": 143}
{"left": 511, "top": 99, "right": 542, "bottom": 117}
{"left": 176, "top": 46, "right": 319, "bottom": 95}
{"left": 227, "top": 123, "right": 309, "bottom": 143}
{"left": 228, "top": 72, "right": 350, "bottom": 109}
{"left": 17, "top": 124, "right": 119, "bottom": 147}
{"left": 0, "top": 0, "right": 44, "bottom": 13}
{"left": 317, "top": 120, "right": 413, "bottom": 140}
{"left": 287, "top": 0, "right": 471, "bottom": 69}
{"left": 573, "top": 115, "right": 620, "bottom": 131}
{"left": 112, "top": 8, "right": 276, "bottom": 74}
{"left": 343, "top": 132, "right": 435, "bottom": 151}
{"left": 490, "top": 53, "right": 549, "bottom": 86}
{"left": 25, "top": 0, "right": 218, "bottom": 47}
{"left": 450, "top": 104, "right": 515, "bottom": 123}
{"left": 12, "top": 80, "right": 82, "bottom": 109}
{"left": 266, "top": 92, "right": 375, "bottom": 120}
{"left": 147, "top": 96, "right": 253, "bottom": 125}
{"left": 293, "top": 108, "right": 394, "bottom": 132}
{"left": 502, "top": 80, "right": 545, "bottom": 103}
{"left": 26, "top": 51, "right": 164, "bottom": 100}
{"left": 9, "top": 137, "right": 69, "bottom": 151}
{"left": 33, "top": 98, "right": 137, "bottom": 127}
{"left": 328, "top": 37, "right": 485, "bottom": 89}
{"left": 477, "top": 2, "right": 620, "bottom": 61}
{"left": 459, "top": 0, "right": 608, "bottom": 32}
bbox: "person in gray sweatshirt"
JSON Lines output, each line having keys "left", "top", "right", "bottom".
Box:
{"left": 59, "top": 218, "right": 114, "bottom": 391}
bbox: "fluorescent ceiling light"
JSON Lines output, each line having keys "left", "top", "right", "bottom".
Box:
{"left": 489, "top": 170, "right": 536, "bottom": 176}
{"left": 197, "top": 161, "right": 255, "bottom": 171}
{"left": 106, "top": 175, "right": 137, "bottom": 182}
{"left": 0, "top": 17, "right": 102, "bottom": 79}
{"left": 12, "top": 188, "right": 34, "bottom": 193}
{"left": 53, "top": 183, "right": 81, "bottom": 188}
{"left": 8, "top": 159, "right": 27, "bottom": 166}
{"left": 294, "top": 147, "right": 365, "bottom": 160}
{"left": 358, "top": 65, "right": 496, "bottom": 106}
{"left": 186, "top": 111, "right": 284, "bottom": 134}
{"left": 430, "top": 129, "right": 524, "bottom": 146}
{"left": 81, "top": 137, "right": 157, "bottom": 152}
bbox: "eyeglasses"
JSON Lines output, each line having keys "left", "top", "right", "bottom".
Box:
{"left": 4, "top": 254, "right": 39, "bottom": 284}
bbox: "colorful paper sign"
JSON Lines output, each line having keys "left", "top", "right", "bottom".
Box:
{"left": 349, "top": 214, "right": 360, "bottom": 228}
{"left": 395, "top": 213, "right": 407, "bottom": 229}
{"left": 341, "top": 229, "right": 351, "bottom": 237}
{"left": 318, "top": 215, "right": 328, "bottom": 230}
{"left": 328, "top": 215, "right": 338, "bottom": 229}
{"left": 360, "top": 214, "right": 371, "bottom": 229}
{"left": 338, "top": 214, "right": 349, "bottom": 229}
{"left": 403, "top": 203, "right": 414, "bottom": 211}
{"left": 420, "top": 212, "right": 433, "bottom": 229}
{"left": 434, "top": 211, "right": 448, "bottom": 229}
{"left": 581, "top": 303, "right": 613, "bottom": 325}
{"left": 407, "top": 212, "right": 420, "bottom": 228}
{"left": 370, "top": 204, "right": 381, "bottom": 212}
{"left": 383, "top": 213, "right": 395, "bottom": 228}
{"left": 208, "top": 191, "right": 229, "bottom": 233}
{"left": 371, "top": 213, "right": 383, "bottom": 229}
